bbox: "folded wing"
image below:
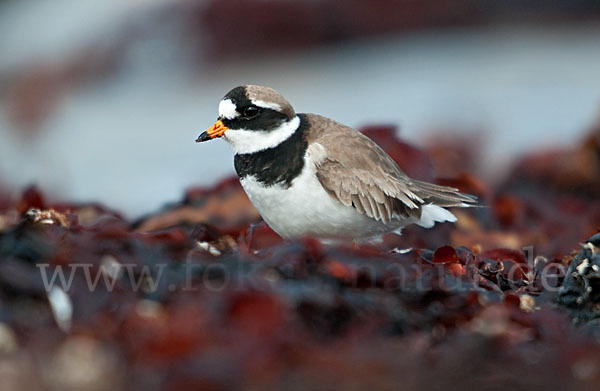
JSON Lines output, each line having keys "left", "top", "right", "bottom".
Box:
{"left": 304, "top": 114, "right": 477, "bottom": 224}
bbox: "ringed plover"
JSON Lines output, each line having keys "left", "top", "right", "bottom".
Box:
{"left": 196, "top": 85, "right": 476, "bottom": 241}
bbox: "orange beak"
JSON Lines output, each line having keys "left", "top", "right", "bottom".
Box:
{"left": 196, "top": 120, "right": 228, "bottom": 142}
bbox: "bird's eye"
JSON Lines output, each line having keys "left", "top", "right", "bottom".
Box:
{"left": 242, "top": 106, "right": 260, "bottom": 118}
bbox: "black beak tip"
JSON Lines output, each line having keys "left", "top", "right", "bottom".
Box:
{"left": 196, "top": 132, "right": 211, "bottom": 143}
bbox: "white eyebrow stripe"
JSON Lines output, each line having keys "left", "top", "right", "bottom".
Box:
{"left": 251, "top": 99, "right": 281, "bottom": 111}
{"left": 218, "top": 99, "right": 239, "bottom": 119}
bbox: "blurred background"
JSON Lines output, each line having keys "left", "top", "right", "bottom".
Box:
{"left": 1, "top": 0, "right": 600, "bottom": 217}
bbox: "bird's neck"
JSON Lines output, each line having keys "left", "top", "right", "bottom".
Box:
{"left": 233, "top": 114, "right": 308, "bottom": 187}
{"left": 224, "top": 115, "right": 301, "bottom": 155}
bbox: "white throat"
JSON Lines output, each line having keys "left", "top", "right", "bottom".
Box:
{"left": 224, "top": 115, "right": 300, "bottom": 155}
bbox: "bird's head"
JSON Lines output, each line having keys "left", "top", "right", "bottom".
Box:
{"left": 197, "top": 85, "right": 299, "bottom": 154}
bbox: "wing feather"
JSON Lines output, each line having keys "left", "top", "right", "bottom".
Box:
{"left": 305, "top": 114, "right": 477, "bottom": 223}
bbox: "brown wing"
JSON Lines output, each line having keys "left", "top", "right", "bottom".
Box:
{"left": 304, "top": 114, "right": 476, "bottom": 223}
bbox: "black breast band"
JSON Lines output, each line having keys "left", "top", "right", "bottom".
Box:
{"left": 234, "top": 114, "right": 309, "bottom": 188}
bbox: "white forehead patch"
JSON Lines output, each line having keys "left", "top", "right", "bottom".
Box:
{"left": 218, "top": 99, "right": 239, "bottom": 119}
{"left": 224, "top": 116, "right": 300, "bottom": 155}
{"left": 251, "top": 99, "right": 281, "bottom": 111}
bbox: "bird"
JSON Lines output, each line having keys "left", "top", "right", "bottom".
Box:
{"left": 196, "top": 85, "right": 477, "bottom": 242}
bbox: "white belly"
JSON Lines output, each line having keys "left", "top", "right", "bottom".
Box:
{"left": 239, "top": 155, "right": 396, "bottom": 240}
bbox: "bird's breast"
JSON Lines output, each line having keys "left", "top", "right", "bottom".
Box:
{"left": 239, "top": 155, "right": 390, "bottom": 240}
